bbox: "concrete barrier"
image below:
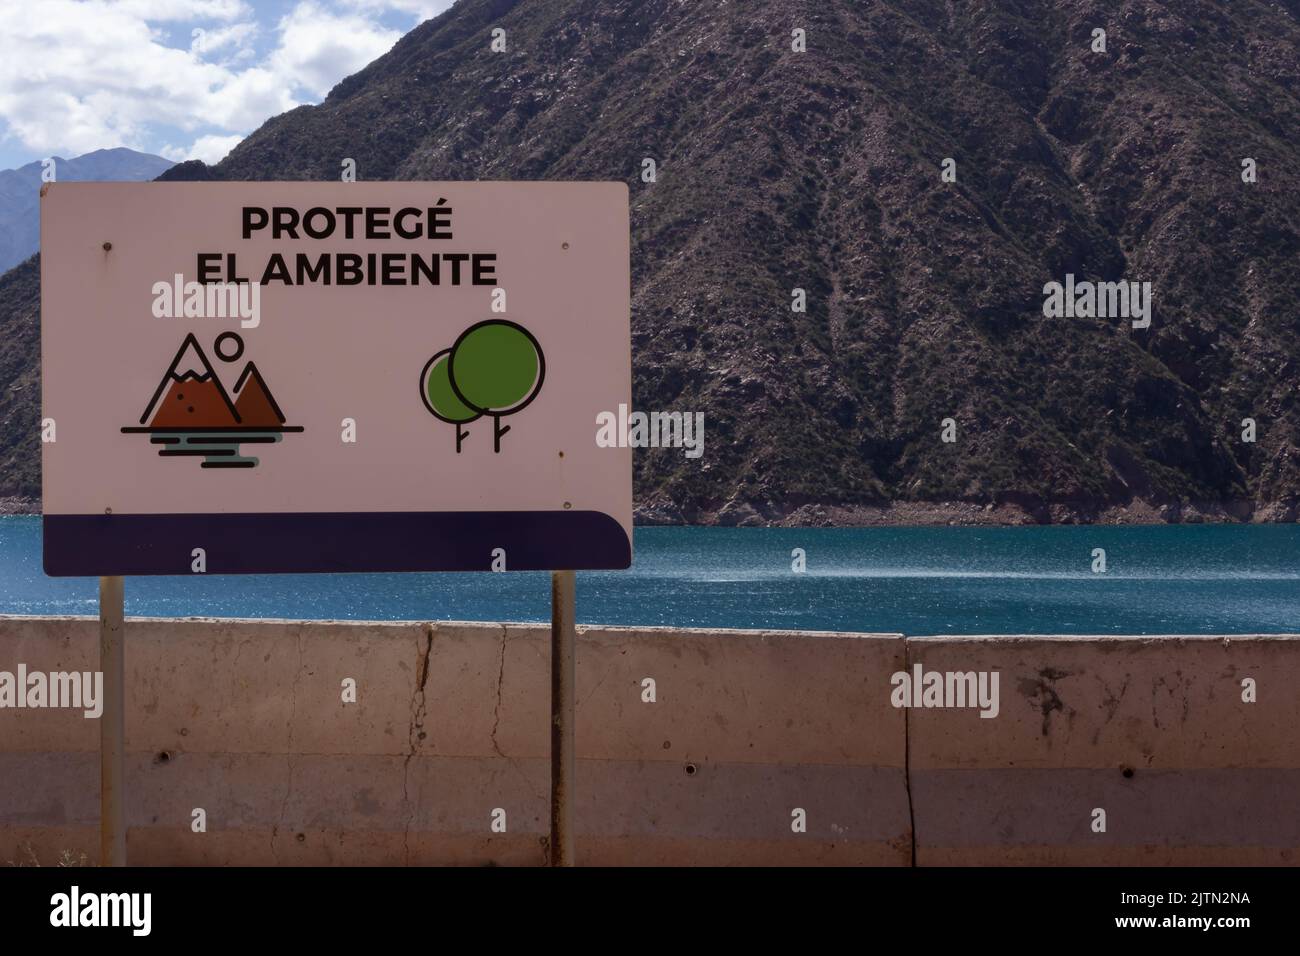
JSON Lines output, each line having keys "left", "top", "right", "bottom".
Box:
{"left": 1, "top": 618, "right": 1295, "bottom": 865}
{"left": 0, "top": 617, "right": 909, "bottom": 866}
{"left": 907, "top": 634, "right": 1300, "bottom": 865}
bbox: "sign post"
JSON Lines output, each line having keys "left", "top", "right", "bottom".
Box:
{"left": 98, "top": 575, "right": 126, "bottom": 867}
{"left": 550, "top": 570, "right": 576, "bottom": 866}
{"left": 42, "top": 182, "right": 633, "bottom": 868}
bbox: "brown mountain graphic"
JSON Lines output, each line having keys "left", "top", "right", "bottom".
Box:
{"left": 138, "top": 333, "right": 241, "bottom": 427}
{"left": 121, "top": 334, "right": 302, "bottom": 470}
{"left": 232, "top": 362, "right": 287, "bottom": 427}
{"left": 149, "top": 378, "right": 241, "bottom": 428}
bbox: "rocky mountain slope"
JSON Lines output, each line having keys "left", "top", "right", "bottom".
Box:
{"left": 4, "top": 0, "right": 1299, "bottom": 524}
{"left": 0, "top": 254, "right": 36, "bottom": 507}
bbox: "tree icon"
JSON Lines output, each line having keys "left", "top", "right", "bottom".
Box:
{"left": 420, "top": 319, "right": 545, "bottom": 452}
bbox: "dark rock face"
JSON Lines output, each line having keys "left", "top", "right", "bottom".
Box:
{"left": 0, "top": 255, "right": 38, "bottom": 499}
{"left": 6, "top": 0, "right": 1300, "bottom": 522}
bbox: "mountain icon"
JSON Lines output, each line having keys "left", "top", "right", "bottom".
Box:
{"left": 122, "top": 332, "right": 302, "bottom": 469}
{"left": 232, "top": 362, "right": 287, "bottom": 428}
{"left": 139, "top": 333, "right": 241, "bottom": 428}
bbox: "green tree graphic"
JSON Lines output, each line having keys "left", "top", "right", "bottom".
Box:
{"left": 420, "top": 320, "right": 545, "bottom": 452}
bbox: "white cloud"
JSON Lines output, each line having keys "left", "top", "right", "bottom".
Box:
{"left": 191, "top": 21, "right": 259, "bottom": 58}
{"left": 115, "top": 0, "right": 251, "bottom": 21}
{"left": 338, "top": 0, "right": 456, "bottom": 22}
{"left": 269, "top": 2, "right": 401, "bottom": 99}
{"left": 0, "top": 0, "right": 410, "bottom": 165}
{"left": 161, "top": 132, "right": 243, "bottom": 164}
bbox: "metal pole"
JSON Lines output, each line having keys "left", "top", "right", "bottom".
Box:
{"left": 99, "top": 575, "right": 126, "bottom": 867}
{"left": 549, "top": 570, "right": 576, "bottom": 866}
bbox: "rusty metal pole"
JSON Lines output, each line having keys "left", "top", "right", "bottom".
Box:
{"left": 549, "top": 570, "right": 576, "bottom": 866}
{"left": 99, "top": 576, "right": 126, "bottom": 867}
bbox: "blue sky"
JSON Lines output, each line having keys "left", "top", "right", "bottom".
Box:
{"left": 0, "top": 0, "right": 456, "bottom": 171}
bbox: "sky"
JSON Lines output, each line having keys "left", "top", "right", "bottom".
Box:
{"left": 0, "top": 0, "right": 456, "bottom": 171}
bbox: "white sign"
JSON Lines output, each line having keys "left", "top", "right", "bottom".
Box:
{"left": 41, "top": 182, "right": 632, "bottom": 574}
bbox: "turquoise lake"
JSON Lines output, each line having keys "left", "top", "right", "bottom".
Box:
{"left": 1, "top": 517, "right": 1297, "bottom": 634}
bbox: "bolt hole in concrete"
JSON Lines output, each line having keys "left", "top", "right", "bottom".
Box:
{"left": 296, "top": 833, "right": 306, "bottom": 843}
{"left": 154, "top": 751, "right": 172, "bottom": 765}
{"left": 684, "top": 762, "right": 698, "bottom": 776}
{"left": 1121, "top": 766, "right": 1135, "bottom": 779}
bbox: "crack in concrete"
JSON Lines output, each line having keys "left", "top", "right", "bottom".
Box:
{"left": 480, "top": 626, "right": 544, "bottom": 805}
{"left": 231, "top": 635, "right": 254, "bottom": 674}
{"left": 489, "top": 624, "right": 507, "bottom": 757}
{"left": 901, "top": 639, "right": 917, "bottom": 867}
{"left": 402, "top": 624, "right": 434, "bottom": 866}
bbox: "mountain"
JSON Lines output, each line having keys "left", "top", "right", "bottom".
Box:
{"left": 0, "top": 147, "right": 175, "bottom": 274}
{"left": 0, "top": 255, "right": 38, "bottom": 503}
{"left": 232, "top": 362, "right": 287, "bottom": 427}
{"left": 139, "top": 334, "right": 241, "bottom": 429}
{"left": 4, "top": 0, "right": 1300, "bottom": 523}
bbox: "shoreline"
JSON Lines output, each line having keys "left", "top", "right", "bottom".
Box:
{"left": 636, "top": 496, "right": 1297, "bottom": 526}
{"left": 5, "top": 495, "right": 1295, "bottom": 526}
